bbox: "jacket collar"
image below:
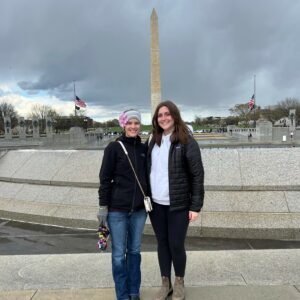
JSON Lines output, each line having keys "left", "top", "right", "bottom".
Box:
{"left": 117, "top": 133, "right": 141, "bottom": 145}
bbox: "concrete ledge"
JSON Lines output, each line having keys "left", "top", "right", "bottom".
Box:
{"left": 2, "top": 212, "right": 298, "bottom": 240}
{"left": 1, "top": 176, "right": 300, "bottom": 191}
{"left": 3, "top": 176, "right": 300, "bottom": 190}
{"left": 201, "top": 227, "right": 297, "bottom": 240}
{"left": 205, "top": 185, "right": 300, "bottom": 191}
{"left": 49, "top": 180, "right": 98, "bottom": 188}
{"left": 0, "top": 176, "right": 99, "bottom": 188}
{"left": 2, "top": 207, "right": 300, "bottom": 240}
{"left": 0, "top": 211, "right": 97, "bottom": 229}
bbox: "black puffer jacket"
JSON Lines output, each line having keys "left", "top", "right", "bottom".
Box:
{"left": 147, "top": 136, "right": 204, "bottom": 212}
{"left": 99, "top": 134, "right": 147, "bottom": 211}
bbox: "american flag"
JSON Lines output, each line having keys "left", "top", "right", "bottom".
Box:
{"left": 75, "top": 95, "right": 87, "bottom": 109}
{"left": 248, "top": 94, "right": 255, "bottom": 110}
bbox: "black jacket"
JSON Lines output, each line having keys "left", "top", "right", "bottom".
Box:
{"left": 99, "top": 134, "right": 147, "bottom": 211}
{"left": 147, "top": 136, "right": 204, "bottom": 212}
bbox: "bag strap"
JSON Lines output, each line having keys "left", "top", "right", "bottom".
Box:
{"left": 118, "top": 141, "right": 146, "bottom": 198}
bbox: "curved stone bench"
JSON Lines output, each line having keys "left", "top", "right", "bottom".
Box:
{"left": 0, "top": 148, "right": 299, "bottom": 239}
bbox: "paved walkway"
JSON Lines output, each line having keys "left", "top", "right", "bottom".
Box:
{"left": 1, "top": 249, "right": 300, "bottom": 299}
{"left": 1, "top": 285, "right": 300, "bottom": 300}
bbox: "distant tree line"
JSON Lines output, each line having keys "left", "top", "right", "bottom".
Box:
{"left": 1, "top": 97, "right": 299, "bottom": 134}
{"left": 260, "top": 98, "right": 300, "bottom": 124}
{"left": 93, "top": 119, "right": 119, "bottom": 128}
{"left": 192, "top": 97, "right": 300, "bottom": 128}
{"left": 0, "top": 102, "right": 93, "bottom": 134}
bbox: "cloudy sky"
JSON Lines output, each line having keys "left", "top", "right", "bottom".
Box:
{"left": 1, "top": 0, "right": 300, "bottom": 123}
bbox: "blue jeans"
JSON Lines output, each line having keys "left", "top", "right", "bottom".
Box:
{"left": 108, "top": 209, "right": 147, "bottom": 300}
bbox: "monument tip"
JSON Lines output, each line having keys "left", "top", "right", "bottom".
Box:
{"left": 151, "top": 8, "right": 158, "bottom": 18}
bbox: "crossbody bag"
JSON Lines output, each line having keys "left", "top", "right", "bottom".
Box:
{"left": 118, "top": 141, "right": 153, "bottom": 212}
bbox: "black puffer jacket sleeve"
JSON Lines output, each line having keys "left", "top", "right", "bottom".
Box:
{"left": 98, "top": 142, "right": 116, "bottom": 206}
{"left": 185, "top": 138, "right": 205, "bottom": 212}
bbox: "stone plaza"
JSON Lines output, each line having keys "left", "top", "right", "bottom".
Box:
{"left": 0, "top": 143, "right": 300, "bottom": 299}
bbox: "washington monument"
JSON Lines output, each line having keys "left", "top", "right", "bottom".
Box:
{"left": 150, "top": 8, "right": 162, "bottom": 116}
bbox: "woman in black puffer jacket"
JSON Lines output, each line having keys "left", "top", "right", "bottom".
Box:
{"left": 147, "top": 101, "right": 204, "bottom": 300}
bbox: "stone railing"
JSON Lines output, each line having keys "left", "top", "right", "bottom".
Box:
{"left": 227, "top": 122, "right": 299, "bottom": 141}
{"left": 1, "top": 116, "right": 54, "bottom": 139}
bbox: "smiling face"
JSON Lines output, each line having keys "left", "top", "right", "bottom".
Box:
{"left": 124, "top": 118, "right": 141, "bottom": 137}
{"left": 157, "top": 106, "right": 175, "bottom": 134}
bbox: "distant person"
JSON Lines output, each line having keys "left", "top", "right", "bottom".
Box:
{"left": 248, "top": 132, "right": 252, "bottom": 141}
{"left": 147, "top": 100, "right": 205, "bottom": 300}
{"left": 290, "top": 131, "right": 294, "bottom": 140}
{"left": 98, "top": 109, "right": 147, "bottom": 300}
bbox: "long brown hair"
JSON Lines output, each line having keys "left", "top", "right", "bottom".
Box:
{"left": 152, "top": 100, "right": 190, "bottom": 146}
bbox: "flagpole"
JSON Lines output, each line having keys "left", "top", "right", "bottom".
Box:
{"left": 253, "top": 74, "right": 256, "bottom": 127}
{"left": 73, "top": 81, "right": 76, "bottom": 117}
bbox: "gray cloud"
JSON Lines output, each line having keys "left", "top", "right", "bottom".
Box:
{"left": 1, "top": 0, "right": 300, "bottom": 118}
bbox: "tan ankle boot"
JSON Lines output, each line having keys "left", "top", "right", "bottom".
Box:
{"left": 154, "top": 276, "right": 173, "bottom": 300}
{"left": 172, "top": 277, "right": 185, "bottom": 300}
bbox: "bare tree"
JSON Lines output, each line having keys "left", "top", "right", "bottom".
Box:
{"left": 28, "top": 104, "right": 59, "bottom": 133}
{"left": 276, "top": 97, "right": 300, "bottom": 121}
{"left": 260, "top": 106, "right": 283, "bottom": 124}
{"left": 229, "top": 103, "right": 251, "bottom": 125}
{"left": 0, "top": 101, "right": 18, "bottom": 132}
{"left": 29, "top": 104, "right": 59, "bottom": 119}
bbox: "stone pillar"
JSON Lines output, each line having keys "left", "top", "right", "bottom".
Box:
{"left": 18, "top": 117, "right": 26, "bottom": 139}
{"left": 45, "top": 117, "right": 53, "bottom": 138}
{"left": 289, "top": 109, "right": 296, "bottom": 131}
{"left": 256, "top": 120, "right": 272, "bottom": 141}
{"left": 69, "top": 127, "right": 85, "bottom": 145}
{"left": 150, "top": 8, "right": 162, "bottom": 117}
{"left": 32, "top": 118, "right": 39, "bottom": 139}
{"left": 4, "top": 116, "right": 12, "bottom": 139}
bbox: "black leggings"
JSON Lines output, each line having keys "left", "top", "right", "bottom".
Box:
{"left": 149, "top": 202, "right": 189, "bottom": 278}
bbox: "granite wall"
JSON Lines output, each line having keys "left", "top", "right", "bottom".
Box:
{"left": 0, "top": 148, "right": 299, "bottom": 239}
